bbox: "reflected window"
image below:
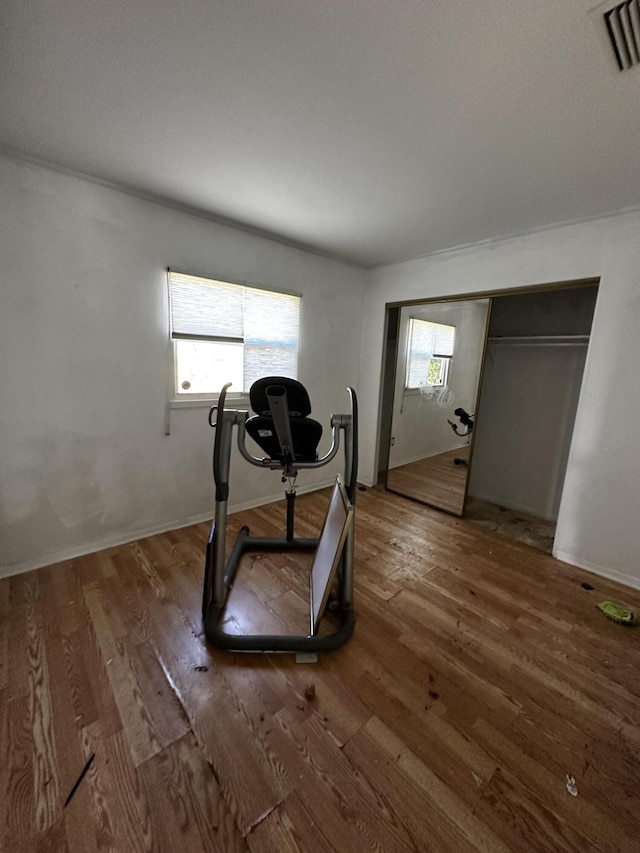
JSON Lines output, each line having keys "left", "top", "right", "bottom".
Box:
{"left": 406, "top": 318, "right": 455, "bottom": 389}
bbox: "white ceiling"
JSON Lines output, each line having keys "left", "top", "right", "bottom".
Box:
{"left": 1, "top": 0, "right": 639, "bottom": 267}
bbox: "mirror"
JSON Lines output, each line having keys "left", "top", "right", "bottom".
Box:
{"left": 385, "top": 298, "right": 491, "bottom": 515}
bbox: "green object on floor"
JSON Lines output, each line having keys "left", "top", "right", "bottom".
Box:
{"left": 597, "top": 600, "right": 639, "bottom": 625}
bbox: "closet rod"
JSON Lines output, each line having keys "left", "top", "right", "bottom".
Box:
{"left": 487, "top": 335, "right": 589, "bottom": 348}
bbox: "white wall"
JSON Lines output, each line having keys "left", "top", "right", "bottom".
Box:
{"left": 5, "top": 152, "right": 640, "bottom": 593}
{"left": 359, "top": 210, "right": 640, "bottom": 589}
{"left": 389, "top": 300, "right": 488, "bottom": 467}
{"left": 0, "top": 156, "right": 365, "bottom": 576}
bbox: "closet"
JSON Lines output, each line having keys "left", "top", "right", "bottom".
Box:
{"left": 380, "top": 280, "right": 599, "bottom": 553}
{"left": 469, "top": 284, "right": 597, "bottom": 514}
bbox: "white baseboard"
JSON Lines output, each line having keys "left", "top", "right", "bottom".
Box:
{"left": 0, "top": 478, "right": 336, "bottom": 580}
{"left": 226, "top": 477, "right": 335, "bottom": 514}
{"left": 553, "top": 549, "right": 640, "bottom": 592}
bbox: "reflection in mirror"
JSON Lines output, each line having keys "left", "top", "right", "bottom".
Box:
{"left": 385, "top": 298, "right": 491, "bottom": 515}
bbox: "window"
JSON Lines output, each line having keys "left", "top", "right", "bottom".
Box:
{"left": 405, "top": 318, "right": 455, "bottom": 389}
{"left": 168, "top": 271, "right": 300, "bottom": 398}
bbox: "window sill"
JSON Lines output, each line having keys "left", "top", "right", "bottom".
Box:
{"left": 170, "top": 394, "right": 250, "bottom": 410}
{"left": 404, "top": 385, "right": 445, "bottom": 395}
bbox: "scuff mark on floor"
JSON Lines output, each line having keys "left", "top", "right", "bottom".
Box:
{"left": 244, "top": 802, "right": 281, "bottom": 837}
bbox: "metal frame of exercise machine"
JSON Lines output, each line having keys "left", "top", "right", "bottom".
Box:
{"left": 202, "top": 380, "right": 358, "bottom": 652}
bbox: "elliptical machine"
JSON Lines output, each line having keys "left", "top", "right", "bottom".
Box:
{"left": 202, "top": 377, "right": 358, "bottom": 653}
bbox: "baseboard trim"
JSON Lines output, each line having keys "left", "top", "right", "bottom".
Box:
{"left": 0, "top": 478, "right": 336, "bottom": 580}
{"left": 227, "top": 478, "right": 335, "bottom": 515}
{"left": 553, "top": 549, "right": 640, "bottom": 592}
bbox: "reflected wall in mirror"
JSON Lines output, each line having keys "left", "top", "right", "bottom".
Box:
{"left": 386, "top": 298, "right": 491, "bottom": 515}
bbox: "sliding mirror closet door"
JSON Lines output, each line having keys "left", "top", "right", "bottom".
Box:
{"left": 386, "top": 298, "right": 491, "bottom": 515}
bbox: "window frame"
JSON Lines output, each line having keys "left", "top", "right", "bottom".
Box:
{"left": 404, "top": 317, "right": 456, "bottom": 392}
{"left": 422, "top": 354, "right": 451, "bottom": 388}
{"left": 167, "top": 269, "right": 301, "bottom": 407}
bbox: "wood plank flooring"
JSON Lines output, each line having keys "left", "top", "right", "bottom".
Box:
{"left": 2, "top": 486, "right": 640, "bottom": 852}
{"left": 386, "top": 446, "right": 470, "bottom": 514}
{"left": 465, "top": 498, "right": 557, "bottom": 554}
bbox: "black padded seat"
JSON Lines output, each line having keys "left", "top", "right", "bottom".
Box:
{"left": 246, "top": 377, "right": 322, "bottom": 463}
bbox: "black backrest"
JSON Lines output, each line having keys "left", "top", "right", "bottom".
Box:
{"left": 246, "top": 377, "right": 322, "bottom": 463}
{"left": 249, "top": 376, "right": 312, "bottom": 418}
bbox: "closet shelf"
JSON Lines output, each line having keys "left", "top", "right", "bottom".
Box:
{"left": 487, "top": 335, "right": 589, "bottom": 348}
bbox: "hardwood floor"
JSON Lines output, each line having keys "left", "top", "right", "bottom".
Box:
{"left": 2, "top": 486, "right": 640, "bottom": 851}
{"left": 465, "top": 498, "right": 557, "bottom": 554}
{"left": 386, "top": 446, "right": 471, "bottom": 514}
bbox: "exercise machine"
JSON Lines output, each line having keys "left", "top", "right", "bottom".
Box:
{"left": 202, "top": 376, "right": 358, "bottom": 652}
{"left": 448, "top": 407, "right": 474, "bottom": 466}
{"left": 448, "top": 407, "right": 474, "bottom": 437}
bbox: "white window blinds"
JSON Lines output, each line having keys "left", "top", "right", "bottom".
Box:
{"left": 169, "top": 271, "right": 300, "bottom": 394}
{"left": 243, "top": 286, "right": 300, "bottom": 388}
{"left": 406, "top": 318, "right": 455, "bottom": 388}
{"left": 170, "top": 274, "right": 244, "bottom": 341}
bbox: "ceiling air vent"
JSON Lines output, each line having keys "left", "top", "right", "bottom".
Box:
{"left": 603, "top": 1, "right": 640, "bottom": 70}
